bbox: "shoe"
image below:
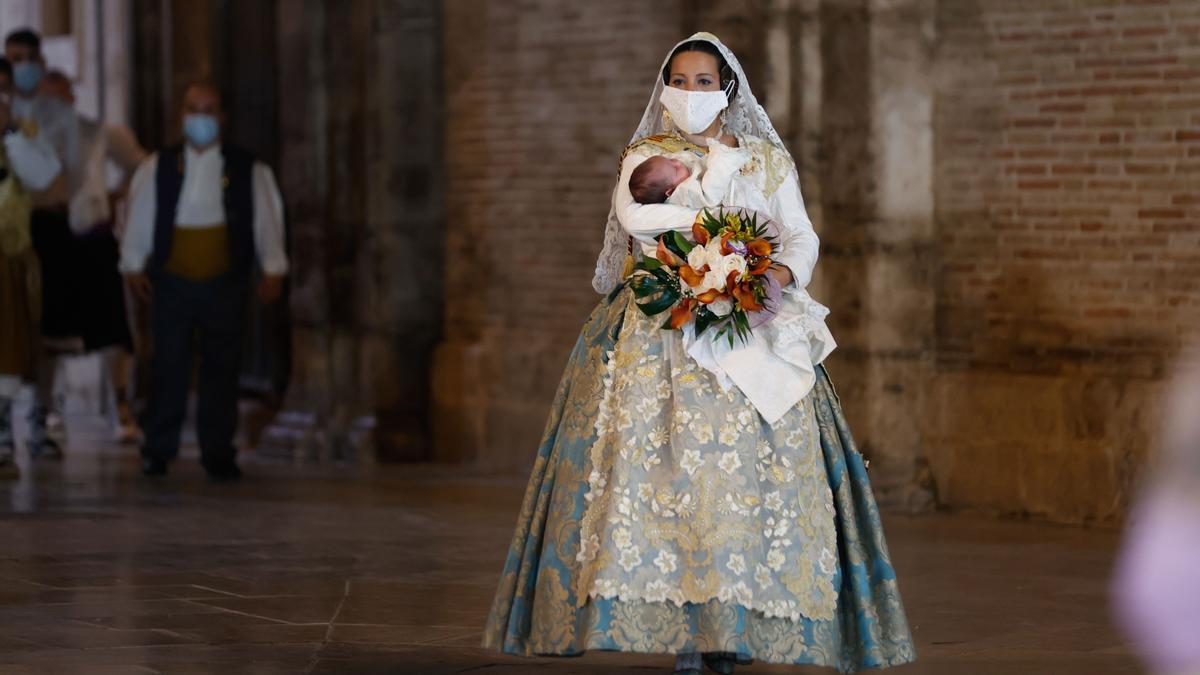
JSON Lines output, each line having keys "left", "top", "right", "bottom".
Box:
{"left": 115, "top": 422, "right": 143, "bottom": 445}
{"left": 702, "top": 653, "right": 737, "bottom": 674}
{"left": 29, "top": 436, "right": 63, "bottom": 460}
{"left": 115, "top": 403, "right": 142, "bottom": 445}
{"left": 28, "top": 405, "right": 64, "bottom": 459}
{"left": 674, "top": 653, "right": 703, "bottom": 675}
{"left": 141, "top": 457, "right": 168, "bottom": 477}
{"left": 204, "top": 461, "right": 242, "bottom": 482}
{"left": 46, "top": 410, "right": 65, "bottom": 439}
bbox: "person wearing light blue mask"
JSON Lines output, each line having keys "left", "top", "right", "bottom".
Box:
{"left": 120, "top": 81, "right": 289, "bottom": 482}
{"left": 4, "top": 28, "right": 82, "bottom": 462}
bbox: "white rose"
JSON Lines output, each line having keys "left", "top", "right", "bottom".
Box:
{"left": 708, "top": 297, "right": 733, "bottom": 316}
{"left": 700, "top": 269, "right": 726, "bottom": 294}
{"left": 719, "top": 253, "right": 748, "bottom": 281}
{"left": 704, "top": 238, "right": 724, "bottom": 262}
{"left": 687, "top": 245, "right": 710, "bottom": 271}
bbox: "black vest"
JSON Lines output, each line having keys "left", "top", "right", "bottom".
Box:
{"left": 150, "top": 143, "right": 256, "bottom": 278}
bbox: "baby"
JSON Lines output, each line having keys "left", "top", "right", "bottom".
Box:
{"left": 628, "top": 141, "right": 749, "bottom": 207}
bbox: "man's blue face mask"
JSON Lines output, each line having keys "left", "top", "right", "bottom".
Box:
{"left": 183, "top": 114, "right": 220, "bottom": 147}
{"left": 12, "top": 62, "right": 43, "bottom": 95}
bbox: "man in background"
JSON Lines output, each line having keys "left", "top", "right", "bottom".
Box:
{"left": 121, "top": 82, "right": 287, "bottom": 481}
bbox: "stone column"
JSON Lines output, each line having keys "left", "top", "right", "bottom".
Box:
{"left": 859, "top": 0, "right": 938, "bottom": 510}
{"left": 263, "top": 0, "right": 445, "bottom": 463}
{"left": 761, "top": 0, "right": 939, "bottom": 511}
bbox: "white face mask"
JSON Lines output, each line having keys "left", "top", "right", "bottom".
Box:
{"left": 659, "top": 85, "right": 729, "bottom": 135}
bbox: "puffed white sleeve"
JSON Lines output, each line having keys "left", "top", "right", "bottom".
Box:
{"left": 615, "top": 151, "right": 702, "bottom": 248}
{"left": 252, "top": 162, "right": 289, "bottom": 276}
{"left": 770, "top": 167, "right": 820, "bottom": 290}
{"left": 3, "top": 131, "right": 61, "bottom": 191}
{"left": 118, "top": 155, "right": 159, "bottom": 274}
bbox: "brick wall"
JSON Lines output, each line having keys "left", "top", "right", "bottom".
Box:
{"left": 434, "top": 0, "right": 686, "bottom": 466}
{"left": 928, "top": 0, "right": 1199, "bottom": 522}
{"left": 937, "top": 0, "right": 1199, "bottom": 377}
{"left": 431, "top": 0, "right": 1198, "bottom": 524}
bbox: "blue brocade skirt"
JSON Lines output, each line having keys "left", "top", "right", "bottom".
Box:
{"left": 483, "top": 287, "right": 916, "bottom": 672}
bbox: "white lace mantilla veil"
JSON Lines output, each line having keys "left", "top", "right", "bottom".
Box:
{"left": 591, "top": 31, "right": 793, "bottom": 294}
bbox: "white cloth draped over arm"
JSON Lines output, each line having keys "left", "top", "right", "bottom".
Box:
{"left": 252, "top": 162, "right": 288, "bottom": 276}
{"left": 118, "top": 154, "right": 159, "bottom": 274}
{"left": 615, "top": 151, "right": 702, "bottom": 250}
{"left": 698, "top": 141, "right": 749, "bottom": 207}
{"left": 769, "top": 167, "right": 820, "bottom": 290}
{"left": 4, "top": 132, "right": 62, "bottom": 191}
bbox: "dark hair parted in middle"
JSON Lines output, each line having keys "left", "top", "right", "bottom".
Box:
{"left": 661, "top": 39, "right": 739, "bottom": 100}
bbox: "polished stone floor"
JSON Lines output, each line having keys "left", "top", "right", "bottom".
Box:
{"left": 0, "top": 414, "right": 1142, "bottom": 674}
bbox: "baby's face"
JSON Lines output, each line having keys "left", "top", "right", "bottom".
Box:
{"left": 653, "top": 157, "right": 692, "bottom": 195}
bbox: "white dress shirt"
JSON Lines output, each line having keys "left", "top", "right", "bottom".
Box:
{"left": 616, "top": 134, "right": 835, "bottom": 424}
{"left": 120, "top": 145, "right": 289, "bottom": 276}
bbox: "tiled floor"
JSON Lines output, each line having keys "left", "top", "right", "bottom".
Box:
{"left": 0, "top": 418, "right": 1142, "bottom": 674}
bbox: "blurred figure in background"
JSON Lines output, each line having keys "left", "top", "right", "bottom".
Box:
{"left": 120, "top": 82, "right": 287, "bottom": 481}
{"left": 1113, "top": 352, "right": 1200, "bottom": 675}
{"left": 42, "top": 69, "right": 148, "bottom": 444}
{"left": 0, "top": 57, "right": 66, "bottom": 475}
{"left": 5, "top": 28, "right": 81, "bottom": 459}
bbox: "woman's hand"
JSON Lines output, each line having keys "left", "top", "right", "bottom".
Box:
{"left": 766, "top": 265, "right": 794, "bottom": 290}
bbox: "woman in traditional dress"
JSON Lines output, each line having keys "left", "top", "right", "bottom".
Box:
{"left": 483, "top": 33, "right": 916, "bottom": 674}
{"left": 0, "top": 57, "right": 64, "bottom": 475}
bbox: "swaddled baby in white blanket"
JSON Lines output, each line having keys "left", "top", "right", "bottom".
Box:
{"left": 622, "top": 138, "right": 836, "bottom": 424}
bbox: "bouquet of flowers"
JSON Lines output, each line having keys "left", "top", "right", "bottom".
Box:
{"left": 627, "top": 207, "right": 783, "bottom": 344}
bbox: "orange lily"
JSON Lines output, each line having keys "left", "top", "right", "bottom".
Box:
{"left": 747, "top": 238, "right": 773, "bottom": 256}
{"left": 726, "top": 270, "right": 742, "bottom": 289}
{"left": 680, "top": 264, "right": 707, "bottom": 287}
{"left": 749, "top": 258, "right": 772, "bottom": 275}
{"left": 720, "top": 233, "right": 736, "bottom": 255}
{"left": 670, "top": 298, "right": 697, "bottom": 329}
{"left": 691, "top": 222, "right": 711, "bottom": 246}
{"left": 732, "top": 283, "right": 764, "bottom": 311}
{"left": 656, "top": 238, "right": 683, "bottom": 267}
{"left": 696, "top": 289, "right": 725, "bottom": 304}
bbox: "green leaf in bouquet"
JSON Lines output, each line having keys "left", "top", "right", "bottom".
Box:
{"left": 666, "top": 230, "right": 695, "bottom": 258}
{"left": 640, "top": 255, "right": 663, "bottom": 272}
{"left": 733, "top": 311, "right": 753, "bottom": 344}
{"left": 638, "top": 290, "right": 680, "bottom": 317}
{"left": 693, "top": 306, "right": 718, "bottom": 337}
{"left": 698, "top": 208, "right": 723, "bottom": 237}
{"left": 627, "top": 271, "right": 681, "bottom": 317}
{"left": 648, "top": 266, "right": 678, "bottom": 289}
